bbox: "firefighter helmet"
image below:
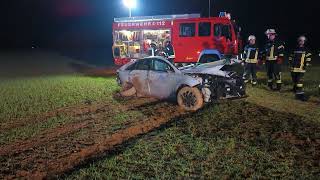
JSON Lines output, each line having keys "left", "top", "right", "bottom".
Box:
{"left": 248, "top": 35, "right": 256, "bottom": 41}
{"left": 265, "top": 29, "right": 276, "bottom": 35}
{"left": 298, "top": 35, "right": 307, "bottom": 42}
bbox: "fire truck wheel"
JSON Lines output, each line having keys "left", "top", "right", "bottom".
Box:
{"left": 177, "top": 87, "right": 204, "bottom": 111}
{"left": 199, "top": 55, "right": 219, "bottom": 63}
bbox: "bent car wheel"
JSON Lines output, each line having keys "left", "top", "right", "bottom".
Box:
{"left": 177, "top": 87, "right": 204, "bottom": 111}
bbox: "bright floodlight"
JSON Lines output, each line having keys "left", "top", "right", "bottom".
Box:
{"left": 123, "top": 0, "right": 137, "bottom": 9}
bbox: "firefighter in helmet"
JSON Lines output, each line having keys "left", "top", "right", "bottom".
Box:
{"left": 242, "top": 35, "right": 259, "bottom": 85}
{"left": 289, "top": 35, "right": 312, "bottom": 101}
{"left": 164, "top": 40, "right": 175, "bottom": 64}
{"left": 263, "top": 29, "right": 285, "bottom": 91}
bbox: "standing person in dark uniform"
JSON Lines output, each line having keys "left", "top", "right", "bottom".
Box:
{"left": 242, "top": 35, "right": 259, "bottom": 85}
{"left": 289, "top": 35, "right": 312, "bottom": 101}
{"left": 164, "top": 40, "right": 175, "bottom": 64}
{"left": 263, "top": 29, "right": 285, "bottom": 91}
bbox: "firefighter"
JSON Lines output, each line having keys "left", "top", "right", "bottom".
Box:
{"left": 164, "top": 40, "right": 175, "bottom": 64}
{"left": 263, "top": 29, "right": 285, "bottom": 91}
{"left": 289, "top": 35, "right": 312, "bottom": 101}
{"left": 242, "top": 35, "right": 259, "bottom": 85}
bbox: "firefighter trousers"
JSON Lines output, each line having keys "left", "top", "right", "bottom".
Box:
{"left": 243, "top": 63, "right": 257, "bottom": 84}
{"left": 291, "top": 72, "right": 304, "bottom": 94}
{"left": 266, "top": 61, "right": 282, "bottom": 88}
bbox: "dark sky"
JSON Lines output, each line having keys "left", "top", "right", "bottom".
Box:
{"left": 2, "top": 0, "right": 320, "bottom": 51}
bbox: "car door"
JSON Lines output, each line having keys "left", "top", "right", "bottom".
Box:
{"left": 128, "top": 59, "right": 151, "bottom": 96}
{"left": 148, "top": 59, "right": 178, "bottom": 99}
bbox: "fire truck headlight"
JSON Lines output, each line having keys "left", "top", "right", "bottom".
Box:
{"left": 123, "top": 0, "right": 137, "bottom": 9}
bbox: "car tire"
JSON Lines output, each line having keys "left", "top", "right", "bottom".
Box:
{"left": 177, "top": 87, "right": 204, "bottom": 111}
{"left": 120, "top": 83, "right": 137, "bottom": 97}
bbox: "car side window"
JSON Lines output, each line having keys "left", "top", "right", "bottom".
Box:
{"left": 152, "top": 59, "right": 174, "bottom": 72}
{"left": 130, "top": 59, "right": 151, "bottom": 70}
{"left": 126, "top": 62, "right": 136, "bottom": 71}
{"left": 179, "top": 23, "right": 195, "bottom": 37}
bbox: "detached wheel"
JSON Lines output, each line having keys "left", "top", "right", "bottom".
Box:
{"left": 177, "top": 87, "right": 204, "bottom": 111}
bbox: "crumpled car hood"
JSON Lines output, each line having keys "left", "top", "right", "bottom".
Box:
{"left": 180, "top": 60, "right": 228, "bottom": 77}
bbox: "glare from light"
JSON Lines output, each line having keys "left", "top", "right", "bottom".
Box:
{"left": 123, "top": 0, "right": 137, "bottom": 9}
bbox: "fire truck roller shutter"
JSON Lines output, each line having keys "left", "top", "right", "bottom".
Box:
{"left": 198, "top": 49, "right": 222, "bottom": 63}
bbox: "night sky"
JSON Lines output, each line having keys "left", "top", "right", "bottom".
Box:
{"left": 2, "top": 0, "right": 320, "bottom": 52}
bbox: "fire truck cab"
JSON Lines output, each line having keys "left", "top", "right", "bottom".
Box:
{"left": 113, "top": 13, "right": 241, "bottom": 66}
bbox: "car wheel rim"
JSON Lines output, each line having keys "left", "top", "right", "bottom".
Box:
{"left": 181, "top": 91, "right": 197, "bottom": 108}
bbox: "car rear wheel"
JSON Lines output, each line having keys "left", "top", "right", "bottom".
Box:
{"left": 177, "top": 87, "right": 204, "bottom": 111}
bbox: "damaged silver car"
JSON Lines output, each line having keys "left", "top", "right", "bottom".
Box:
{"left": 116, "top": 56, "right": 246, "bottom": 111}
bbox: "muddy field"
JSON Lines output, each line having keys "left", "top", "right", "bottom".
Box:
{"left": 0, "top": 96, "right": 190, "bottom": 179}
{"left": 0, "top": 52, "right": 320, "bottom": 179}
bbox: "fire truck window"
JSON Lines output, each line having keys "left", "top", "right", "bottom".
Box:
{"left": 222, "top": 25, "right": 232, "bottom": 41}
{"left": 179, "top": 23, "right": 195, "bottom": 37}
{"left": 198, "top": 22, "right": 211, "bottom": 36}
{"left": 214, "top": 24, "right": 222, "bottom": 37}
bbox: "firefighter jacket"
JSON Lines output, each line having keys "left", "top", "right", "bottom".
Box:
{"left": 289, "top": 46, "right": 312, "bottom": 73}
{"left": 263, "top": 40, "right": 285, "bottom": 61}
{"left": 243, "top": 44, "right": 259, "bottom": 63}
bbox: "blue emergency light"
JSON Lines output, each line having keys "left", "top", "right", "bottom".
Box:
{"left": 219, "top": 12, "right": 227, "bottom": 17}
{"left": 219, "top": 12, "right": 231, "bottom": 19}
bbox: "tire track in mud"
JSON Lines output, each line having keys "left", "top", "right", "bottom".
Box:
{"left": 0, "top": 96, "right": 157, "bottom": 132}
{"left": 0, "top": 120, "right": 91, "bottom": 156}
{"left": 0, "top": 97, "right": 158, "bottom": 153}
{"left": 43, "top": 105, "right": 187, "bottom": 178}
{"left": 0, "top": 97, "right": 186, "bottom": 179}
{"left": 0, "top": 103, "right": 108, "bottom": 132}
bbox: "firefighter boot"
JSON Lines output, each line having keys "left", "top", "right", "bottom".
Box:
{"left": 295, "top": 93, "right": 309, "bottom": 101}
{"left": 251, "top": 80, "right": 257, "bottom": 86}
{"left": 275, "top": 83, "right": 282, "bottom": 91}
{"left": 268, "top": 82, "right": 273, "bottom": 90}
{"left": 243, "top": 75, "right": 249, "bottom": 84}
{"left": 292, "top": 85, "right": 297, "bottom": 93}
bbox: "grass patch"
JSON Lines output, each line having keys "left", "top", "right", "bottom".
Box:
{"left": 0, "top": 75, "right": 119, "bottom": 121}
{"left": 255, "top": 64, "right": 320, "bottom": 97}
{"left": 0, "top": 115, "right": 72, "bottom": 145}
{"left": 66, "top": 101, "right": 320, "bottom": 179}
{"left": 245, "top": 65, "right": 320, "bottom": 123}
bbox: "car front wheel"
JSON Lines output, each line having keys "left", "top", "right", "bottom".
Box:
{"left": 177, "top": 87, "right": 204, "bottom": 111}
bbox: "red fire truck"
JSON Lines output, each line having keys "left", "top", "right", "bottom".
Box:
{"left": 112, "top": 13, "right": 242, "bottom": 66}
